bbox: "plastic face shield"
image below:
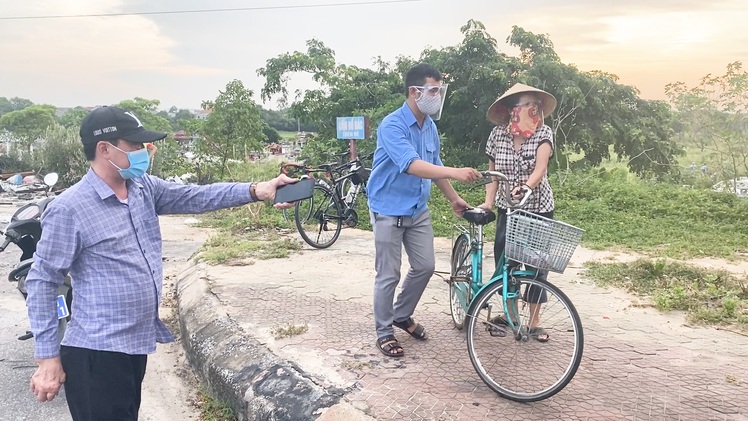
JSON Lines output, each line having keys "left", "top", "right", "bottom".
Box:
{"left": 413, "top": 84, "right": 449, "bottom": 121}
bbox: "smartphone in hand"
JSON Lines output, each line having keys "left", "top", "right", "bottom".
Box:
{"left": 273, "top": 177, "right": 315, "bottom": 204}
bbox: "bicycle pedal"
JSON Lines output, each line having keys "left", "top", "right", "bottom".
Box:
{"left": 449, "top": 276, "right": 470, "bottom": 283}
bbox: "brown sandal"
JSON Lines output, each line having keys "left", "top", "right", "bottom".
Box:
{"left": 376, "top": 335, "right": 404, "bottom": 358}
{"left": 529, "top": 327, "right": 550, "bottom": 342}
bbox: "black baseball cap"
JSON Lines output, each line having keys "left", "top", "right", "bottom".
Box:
{"left": 80, "top": 106, "right": 167, "bottom": 144}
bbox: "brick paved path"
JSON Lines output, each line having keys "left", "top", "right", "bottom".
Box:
{"left": 205, "top": 229, "right": 747, "bottom": 420}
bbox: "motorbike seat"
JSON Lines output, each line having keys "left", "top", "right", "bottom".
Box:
{"left": 9, "top": 258, "right": 34, "bottom": 281}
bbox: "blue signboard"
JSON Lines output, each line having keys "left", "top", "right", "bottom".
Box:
{"left": 336, "top": 116, "right": 368, "bottom": 140}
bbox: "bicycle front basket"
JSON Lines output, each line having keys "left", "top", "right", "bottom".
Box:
{"left": 504, "top": 210, "right": 584, "bottom": 273}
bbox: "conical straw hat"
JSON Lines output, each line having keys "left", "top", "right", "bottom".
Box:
{"left": 486, "top": 83, "right": 557, "bottom": 125}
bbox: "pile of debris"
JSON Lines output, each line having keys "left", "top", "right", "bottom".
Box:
{"left": 0, "top": 171, "right": 51, "bottom": 203}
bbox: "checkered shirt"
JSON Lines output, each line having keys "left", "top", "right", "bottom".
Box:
{"left": 485, "top": 124, "right": 555, "bottom": 213}
{"left": 26, "top": 168, "right": 255, "bottom": 359}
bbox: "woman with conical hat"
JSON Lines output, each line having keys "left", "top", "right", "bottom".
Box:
{"left": 480, "top": 83, "right": 557, "bottom": 342}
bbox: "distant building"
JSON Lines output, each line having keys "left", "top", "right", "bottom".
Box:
{"left": 266, "top": 143, "right": 283, "bottom": 155}
{"left": 173, "top": 130, "right": 198, "bottom": 150}
{"left": 191, "top": 109, "right": 212, "bottom": 120}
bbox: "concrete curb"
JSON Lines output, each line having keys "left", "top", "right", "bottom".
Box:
{"left": 176, "top": 262, "right": 359, "bottom": 421}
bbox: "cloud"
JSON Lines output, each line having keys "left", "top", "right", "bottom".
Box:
{"left": 1, "top": 0, "right": 744, "bottom": 107}
{"left": 0, "top": 0, "right": 221, "bottom": 105}
{"left": 506, "top": 0, "right": 748, "bottom": 98}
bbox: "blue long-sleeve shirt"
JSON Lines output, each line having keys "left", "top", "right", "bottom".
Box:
{"left": 26, "top": 168, "right": 255, "bottom": 359}
{"left": 367, "top": 102, "right": 444, "bottom": 217}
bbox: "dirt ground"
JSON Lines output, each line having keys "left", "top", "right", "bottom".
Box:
{"left": 134, "top": 218, "right": 213, "bottom": 421}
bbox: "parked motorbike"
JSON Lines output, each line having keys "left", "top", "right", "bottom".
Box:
{"left": 0, "top": 173, "right": 72, "bottom": 342}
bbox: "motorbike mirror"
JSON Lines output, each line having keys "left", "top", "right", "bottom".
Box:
{"left": 43, "top": 173, "right": 59, "bottom": 187}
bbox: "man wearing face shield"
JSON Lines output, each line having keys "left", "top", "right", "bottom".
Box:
{"left": 368, "top": 63, "right": 481, "bottom": 358}
{"left": 25, "top": 106, "right": 298, "bottom": 420}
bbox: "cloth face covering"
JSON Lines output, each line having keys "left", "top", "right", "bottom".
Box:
{"left": 509, "top": 103, "right": 541, "bottom": 139}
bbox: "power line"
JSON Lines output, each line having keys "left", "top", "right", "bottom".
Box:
{"left": 0, "top": 0, "right": 422, "bottom": 21}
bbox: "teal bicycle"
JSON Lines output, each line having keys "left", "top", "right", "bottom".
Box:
{"left": 449, "top": 170, "right": 584, "bottom": 402}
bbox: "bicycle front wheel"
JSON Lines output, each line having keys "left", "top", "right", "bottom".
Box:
{"left": 465, "top": 277, "right": 583, "bottom": 402}
{"left": 449, "top": 233, "right": 472, "bottom": 329}
{"left": 294, "top": 184, "right": 343, "bottom": 248}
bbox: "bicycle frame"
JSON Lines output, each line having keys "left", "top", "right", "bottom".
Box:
{"left": 452, "top": 172, "right": 584, "bottom": 401}
{"left": 453, "top": 170, "right": 538, "bottom": 332}
{"left": 282, "top": 153, "right": 371, "bottom": 211}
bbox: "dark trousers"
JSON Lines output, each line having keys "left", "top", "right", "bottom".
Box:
{"left": 60, "top": 346, "right": 148, "bottom": 421}
{"left": 494, "top": 208, "right": 554, "bottom": 304}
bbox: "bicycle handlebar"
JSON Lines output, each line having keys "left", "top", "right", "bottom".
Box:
{"left": 281, "top": 154, "right": 370, "bottom": 177}
{"left": 480, "top": 170, "right": 532, "bottom": 209}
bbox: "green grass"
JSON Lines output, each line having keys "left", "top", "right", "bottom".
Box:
{"left": 197, "top": 230, "right": 301, "bottom": 264}
{"left": 585, "top": 259, "right": 748, "bottom": 328}
{"left": 552, "top": 168, "right": 748, "bottom": 259}
{"left": 196, "top": 388, "right": 236, "bottom": 421}
{"left": 195, "top": 162, "right": 301, "bottom": 264}
{"left": 427, "top": 166, "right": 748, "bottom": 259}
{"left": 198, "top": 160, "right": 748, "bottom": 261}
{"left": 270, "top": 323, "right": 309, "bottom": 339}
{"left": 278, "top": 131, "right": 298, "bottom": 140}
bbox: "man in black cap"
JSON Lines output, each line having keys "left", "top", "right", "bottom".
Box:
{"left": 25, "top": 106, "right": 296, "bottom": 420}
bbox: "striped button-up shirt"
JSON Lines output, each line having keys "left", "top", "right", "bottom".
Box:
{"left": 26, "top": 168, "right": 255, "bottom": 359}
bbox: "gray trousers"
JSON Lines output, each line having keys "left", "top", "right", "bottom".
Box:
{"left": 371, "top": 210, "right": 435, "bottom": 339}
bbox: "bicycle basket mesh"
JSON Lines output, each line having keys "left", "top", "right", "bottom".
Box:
{"left": 504, "top": 210, "right": 584, "bottom": 273}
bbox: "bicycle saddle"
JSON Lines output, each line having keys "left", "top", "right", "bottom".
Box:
{"left": 462, "top": 208, "right": 496, "bottom": 225}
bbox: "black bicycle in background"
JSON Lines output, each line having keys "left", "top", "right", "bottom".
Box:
{"left": 281, "top": 153, "right": 372, "bottom": 248}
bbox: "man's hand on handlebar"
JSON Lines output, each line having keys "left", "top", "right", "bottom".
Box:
{"left": 451, "top": 167, "right": 482, "bottom": 183}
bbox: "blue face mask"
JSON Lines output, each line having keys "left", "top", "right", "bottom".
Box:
{"left": 108, "top": 145, "right": 150, "bottom": 179}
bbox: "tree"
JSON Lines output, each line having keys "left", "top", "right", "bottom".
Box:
{"left": 259, "top": 107, "right": 317, "bottom": 132}
{"left": 0, "top": 96, "right": 34, "bottom": 117}
{"left": 0, "top": 97, "right": 13, "bottom": 117}
{"left": 0, "top": 153, "right": 28, "bottom": 174}
{"left": 423, "top": 23, "right": 682, "bottom": 174}
{"left": 194, "top": 80, "right": 266, "bottom": 181}
{"left": 172, "top": 109, "right": 196, "bottom": 131}
{"left": 258, "top": 40, "right": 403, "bottom": 163}
{"left": 666, "top": 61, "right": 748, "bottom": 191}
{"left": 0, "top": 104, "right": 57, "bottom": 155}
{"left": 59, "top": 107, "right": 89, "bottom": 129}
{"left": 258, "top": 22, "right": 682, "bottom": 176}
{"left": 514, "top": 42, "right": 682, "bottom": 177}
{"left": 419, "top": 20, "right": 521, "bottom": 166}
{"left": 10, "top": 97, "right": 34, "bottom": 111}
{"left": 115, "top": 98, "right": 172, "bottom": 134}
{"left": 34, "top": 124, "right": 88, "bottom": 187}
{"left": 262, "top": 123, "right": 282, "bottom": 144}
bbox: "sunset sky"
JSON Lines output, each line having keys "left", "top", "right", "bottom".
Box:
{"left": 0, "top": 0, "right": 745, "bottom": 110}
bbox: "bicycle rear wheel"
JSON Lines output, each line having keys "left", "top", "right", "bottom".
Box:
{"left": 449, "top": 233, "right": 472, "bottom": 329}
{"left": 294, "top": 184, "right": 343, "bottom": 248}
{"left": 465, "top": 277, "right": 583, "bottom": 402}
